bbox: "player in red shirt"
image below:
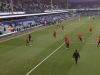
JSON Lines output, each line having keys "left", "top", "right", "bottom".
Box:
{"left": 53, "top": 30, "right": 56, "bottom": 38}
{"left": 62, "top": 24, "right": 64, "bottom": 30}
{"left": 78, "top": 34, "right": 83, "bottom": 41}
{"left": 25, "top": 37, "right": 30, "bottom": 47}
{"left": 65, "top": 39, "right": 70, "bottom": 49}
{"left": 89, "top": 26, "right": 92, "bottom": 33}
{"left": 64, "top": 35, "right": 68, "bottom": 41}
{"left": 97, "top": 36, "right": 100, "bottom": 47}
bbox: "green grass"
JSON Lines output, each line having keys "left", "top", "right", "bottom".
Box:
{"left": 0, "top": 17, "right": 100, "bottom": 75}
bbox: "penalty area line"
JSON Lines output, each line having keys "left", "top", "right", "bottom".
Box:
{"left": 26, "top": 43, "right": 64, "bottom": 75}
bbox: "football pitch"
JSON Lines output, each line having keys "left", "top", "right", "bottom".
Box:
{"left": 0, "top": 16, "right": 100, "bottom": 75}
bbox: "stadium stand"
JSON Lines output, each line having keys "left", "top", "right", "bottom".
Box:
{"left": 0, "top": 0, "right": 69, "bottom": 14}
{"left": 0, "top": 12, "right": 71, "bottom": 37}
{"left": 2, "top": 0, "right": 100, "bottom": 37}
{"left": 69, "top": 0, "right": 100, "bottom": 9}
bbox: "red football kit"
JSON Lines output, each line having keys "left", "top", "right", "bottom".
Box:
{"left": 64, "top": 36, "right": 68, "bottom": 41}
{"left": 89, "top": 27, "right": 92, "bottom": 31}
{"left": 26, "top": 37, "right": 29, "bottom": 43}
{"left": 53, "top": 30, "right": 56, "bottom": 34}
{"left": 78, "top": 34, "right": 82, "bottom": 39}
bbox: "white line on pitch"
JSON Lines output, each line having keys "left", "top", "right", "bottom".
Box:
{"left": 26, "top": 43, "right": 64, "bottom": 75}
{"left": 71, "top": 42, "right": 97, "bottom": 44}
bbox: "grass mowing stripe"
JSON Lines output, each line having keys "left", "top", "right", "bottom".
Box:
{"left": 26, "top": 43, "right": 65, "bottom": 75}
{"left": 71, "top": 42, "right": 97, "bottom": 44}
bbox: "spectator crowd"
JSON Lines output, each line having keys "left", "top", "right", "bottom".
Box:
{"left": 0, "top": 0, "right": 68, "bottom": 14}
